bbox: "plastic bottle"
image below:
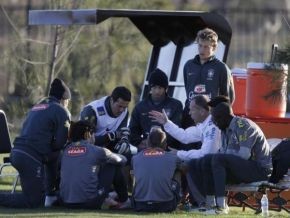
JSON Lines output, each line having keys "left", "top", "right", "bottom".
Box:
{"left": 261, "top": 194, "right": 269, "bottom": 217}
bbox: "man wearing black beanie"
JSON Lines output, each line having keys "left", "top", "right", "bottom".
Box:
{"left": 129, "top": 68, "right": 183, "bottom": 151}
{"left": 0, "top": 78, "right": 71, "bottom": 208}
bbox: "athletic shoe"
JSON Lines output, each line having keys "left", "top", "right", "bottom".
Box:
{"left": 104, "top": 197, "right": 119, "bottom": 207}
{"left": 44, "top": 195, "right": 58, "bottom": 207}
{"left": 108, "top": 191, "right": 118, "bottom": 199}
{"left": 112, "top": 198, "right": 132, "bottom": 209}
{"left": 187, "top": 202, "right": 207, "bottom": 212}
{"left": 203, "top": 205, "right": 230, "bottom": 215}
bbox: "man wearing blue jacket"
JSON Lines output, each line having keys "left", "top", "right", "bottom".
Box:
{"left": 129, "top": 68, "right": 183, "bottom": 150}
{"left": 0, "top": 78, "right": 71, "bottom": 208}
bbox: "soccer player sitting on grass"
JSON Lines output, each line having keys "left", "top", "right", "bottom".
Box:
{"left": 59, "top": 120, "right": 130, "bottom": 209}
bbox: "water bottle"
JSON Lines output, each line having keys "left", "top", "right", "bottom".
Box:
{"left": 261, "top": 194, "right": 269, "bottom": 217}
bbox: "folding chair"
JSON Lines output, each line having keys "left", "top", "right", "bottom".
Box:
{"left": 0, "top": 110, "right": 19, "bottom": 193}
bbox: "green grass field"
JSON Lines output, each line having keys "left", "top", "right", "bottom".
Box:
{"left": 0, "top": 206, "right": 289, "bottom": 217}
{"left": 0, "top": 159, "right": 289, "bottom": 217}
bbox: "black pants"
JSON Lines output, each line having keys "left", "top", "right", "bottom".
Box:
{"left": 0, "top": 149, "right": 45, "bottom": 208}
{"left": 187, "top": 158, "right": 206, "bottom": 205}
{"left": 202, "top": 154, "right": 270, "bottom": 197}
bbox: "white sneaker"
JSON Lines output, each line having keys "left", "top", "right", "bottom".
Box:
{"left": 204, "top": 205, "right": 230, "bottom": 215}
{"left": 108, "top": 191, "right": 118, "bottom": 199}
{"left": 103, "top": 197, "right": 119, "bottom": 207}
{"left": 117, "top": 198, "right": 132, "bottom": 209}
{"left": 44, "top": 195, "right": 58, "bottom": 207}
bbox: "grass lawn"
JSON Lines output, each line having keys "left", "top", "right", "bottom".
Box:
{"left": 0, "top": 206, "right": 289, "bottom": 218}
{"left": 0, "top": 159, "right": 289, "bottom": 217}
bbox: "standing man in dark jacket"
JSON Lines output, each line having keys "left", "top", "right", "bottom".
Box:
{"left": 182, "top": 28, "right": 235, "bottom": 143}
{"left": 0, "top": 78, "right": 71, "bottom": 208}
{"left": 129, "top": 68, "right": 183, "bottom": 150}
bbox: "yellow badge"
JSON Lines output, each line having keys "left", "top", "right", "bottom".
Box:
{"left": 237, "top": 119, "right": 244, "bottom": 128}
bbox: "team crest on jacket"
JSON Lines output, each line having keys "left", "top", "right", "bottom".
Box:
{"left": 97, "top": 106, "right": 106, "bottom": 116}
{"left": 163, "top": 108, "right": 171, "bottom": 117}
{"left": 207, "top": 69, "right": 215, "bottom": 80}
{"left": 67, "top": 146, "right": 86, "bottom": 156}
{"left": 194, "top": 84, "right": 206, "bottom": 93}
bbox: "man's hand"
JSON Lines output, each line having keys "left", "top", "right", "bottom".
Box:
{"left": 116, "top": 127, "right": 130, "bottom": 139}
{"left": 114, "top": 138, "right": 131, "bottom": 155}
{"left": 107, "top": 127, "right": 130, "bottom": 142}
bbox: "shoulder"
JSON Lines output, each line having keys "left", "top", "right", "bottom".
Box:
{"left": 211, "top": 58, "right": 230, "bottom": 72}
{"left": 185, "top": 56, "right": 198, "bottom": 65}
{"left": 49, "top": 101, "right": 67, "bottom": 114}
{"left": 132, "top": 98, "right": 150, "bottom": 111}
{"left": 166, "top": 96, "right": 182, "bottom": 106}
{"left": 233, "top": 116, "right": 254, "bottom": 130}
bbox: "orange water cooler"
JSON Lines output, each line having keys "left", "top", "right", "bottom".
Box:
{"left": 232, "top": 68, "right": 247, "bottom": 115}
{"left": 245, "top": 62, "right": 288, "bottom": 118}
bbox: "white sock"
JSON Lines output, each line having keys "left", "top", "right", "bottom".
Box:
{"left": 216, "top": 196, "right": 226, "bottom": 208}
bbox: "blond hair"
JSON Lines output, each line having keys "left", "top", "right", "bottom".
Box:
{"left": 196, "top": 28, "right": 218, "bottom": 48}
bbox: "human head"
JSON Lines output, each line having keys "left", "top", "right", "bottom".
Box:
{"left": 208, "top": 95, "right": 231, "bottom": 108}
{"left": 189, "top": 95, "right": 210, "bottom": 124}
{"left": 110, "top": 86, "right": 131, "bottom": 117}
{"left": 211, "top": 102, "right": 234, "bottom": 130}
{"left": 49, "top": 78, "right": 71, "bottom": 100}
{"left": 49, "top": 78, "right": 71, "bottom": 108}
{"left": 149, "top": 68, "right": 168, "bottom": 102}
{"left": 196, "top": 28, "right": 218, "bottom": 63}
{"left": 69, "top": 120, "right": 94, "bottom": 142}
{"left": 148, "top": 126, "right": 167, "bottom": 149}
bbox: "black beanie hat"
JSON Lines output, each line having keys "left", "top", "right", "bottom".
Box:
{"left": 149, "top": 68, "right": 168, "bottom": 88}
{"left": 49, "top": 78, "right": 71, "bottom": 100}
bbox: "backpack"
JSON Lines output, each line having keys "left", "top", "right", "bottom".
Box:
{"left": 268, "top": 138, "right": 290, "bottom": 184}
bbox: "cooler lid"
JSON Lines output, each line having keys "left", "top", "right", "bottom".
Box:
{"left": 247, "top": 62, "right": 288, "bottom": 71}
{"left": 231, "top": 68, "right": 247, "bottom": 76}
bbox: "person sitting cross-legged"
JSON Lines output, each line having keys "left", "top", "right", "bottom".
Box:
{"left": 131, "top": 126, "right": 182, "bottom": 212}
{"left": 59, "top": 120, "right": 129, "bottom": 209}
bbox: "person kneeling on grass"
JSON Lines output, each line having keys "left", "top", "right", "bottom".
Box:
{"left": 59, "top": 120, "right": 130, "bottom": 209}
{"left": 131, "top": 126, "right": 182, "bottom": 212}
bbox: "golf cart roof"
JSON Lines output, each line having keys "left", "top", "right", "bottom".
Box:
{"left": 29, "top": 9, "right": 232, "bottom": 47}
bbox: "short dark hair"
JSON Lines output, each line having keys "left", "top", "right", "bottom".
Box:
{"left": 148, "top": 126, "right": 167, "bottom": 148}
{"left": 208, "top": 95, "right": 230, "bottom": 107}
{"left": 193, "top": 95, "right": 210, "bottom": 111}
{"left": 111, "top": 86, "right": 131, "bottom": 102}
{"left": 211, "top": 102, "right": 233, "bottom": 117}
{"left": 69, "top": 120, "right": 94, "bottom": 142}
